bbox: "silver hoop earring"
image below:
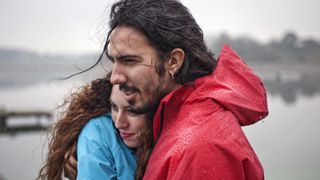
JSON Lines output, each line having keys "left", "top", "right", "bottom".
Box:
{"left": 170, "top": 71, "right": 175, "bottom": 80}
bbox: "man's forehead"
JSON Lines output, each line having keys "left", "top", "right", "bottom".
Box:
{"left": 107, "top": 26, "right": 149, "bottom": 56}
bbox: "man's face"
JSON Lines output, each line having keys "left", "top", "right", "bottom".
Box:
{"left": 107, "top": 26, "right": 173, "bottom": 113}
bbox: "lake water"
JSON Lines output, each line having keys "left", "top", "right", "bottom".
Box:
{"left": 0, "top": 81, "right": 319, "bottom": 180}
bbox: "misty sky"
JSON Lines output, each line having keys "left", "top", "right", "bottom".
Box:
{"left": 0, "top": 0, "right": 319, "bottom": 54}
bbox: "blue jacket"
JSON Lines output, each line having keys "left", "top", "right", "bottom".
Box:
{"left": 77, "top": 113, "right": 136, "bottom": 180}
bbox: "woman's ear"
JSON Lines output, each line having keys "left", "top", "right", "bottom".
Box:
{"left": 168, "top": 48, "right": 185, "bottom": 75}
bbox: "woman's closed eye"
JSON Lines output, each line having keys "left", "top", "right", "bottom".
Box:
{"left": 111, "top": 103, "right": 118, "bottom": 112}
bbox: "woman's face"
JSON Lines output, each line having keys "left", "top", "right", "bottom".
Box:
{"left": 110, "top": 85, "right": 148, "bottom": 148}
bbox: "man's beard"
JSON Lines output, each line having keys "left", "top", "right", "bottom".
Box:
{"left": 119, "top": 62, "right": 168, "bottom": 118}
{"left": 128, "top": 90, "right": 163, "bottom": 118}
{"left": 126, "top": 84, "right": 165, "bottom": 119}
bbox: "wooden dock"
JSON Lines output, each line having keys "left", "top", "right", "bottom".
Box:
{"left": 0, "top": 109, "right": 52, "bottom": 134}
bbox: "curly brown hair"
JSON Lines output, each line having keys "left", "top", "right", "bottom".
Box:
{"left": 38, "top": 72, "right": 111, "bottom": 179}
{"left": 135, "top": 123, "right": 154, "bottom": 180}
{"left": 37, "top": 72, "right": 154, "bottom": 180}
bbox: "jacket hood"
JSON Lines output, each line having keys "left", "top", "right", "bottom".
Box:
{"left": 153, "top": 44, "right": 268, "bottom": 140}
{"left": 192, "top": 44, "right": 268, "bottom": 126}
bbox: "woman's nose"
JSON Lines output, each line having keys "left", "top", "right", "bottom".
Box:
{"left": 114, "top": 113, "right": 129, "bottom": 129}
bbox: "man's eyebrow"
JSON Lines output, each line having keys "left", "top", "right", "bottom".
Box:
{"left": 116, "top": 54, "right": 141, "bottom": 61}
{"left": 107, "top": 52, "right": 141, "bottom": 60}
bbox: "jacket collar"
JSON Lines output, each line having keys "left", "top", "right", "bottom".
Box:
{"left": 152, "top": 83, "right": 195, "bottom": 141}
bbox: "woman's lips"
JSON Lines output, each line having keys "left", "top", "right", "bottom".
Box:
{"left": 120, "top": 132, "right": 134, "bottom": 140}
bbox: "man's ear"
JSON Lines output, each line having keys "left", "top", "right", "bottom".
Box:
{"left": 168, "top": 48, "right": 185, "bottom": 75}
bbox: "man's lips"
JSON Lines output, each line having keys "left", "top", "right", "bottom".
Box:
{"left": 122, "top": 90, "right": 136, "bottom": 99}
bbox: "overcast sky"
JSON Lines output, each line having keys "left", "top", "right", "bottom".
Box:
{"left": 0, "top": 0, "right": 319, "bottom": 54}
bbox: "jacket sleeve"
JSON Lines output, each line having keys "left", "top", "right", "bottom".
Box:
{"left": 168, "top": 140, "right": 263, "bottom": 180}
{"left": 167, "top": 108, "right": 264, "bottom": 180}
{"left": 77, "top": 120, "right": 116, "bottom": 180}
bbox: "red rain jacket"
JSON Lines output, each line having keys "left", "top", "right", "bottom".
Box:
{"left": 143, "top": 45, "right": 268, "bottom": 180}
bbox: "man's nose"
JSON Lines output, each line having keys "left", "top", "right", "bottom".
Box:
{"left": 110, "top": 62, "right": 127, "bottom": 85}
{"left": 114, "top": 113, "right": 129, "bottom": 129}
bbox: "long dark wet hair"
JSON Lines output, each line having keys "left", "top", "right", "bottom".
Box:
{"left": 69, "top": 0, "right": 216, "bottom": 84}
{"left": 107, "top": 0, "right": 217, "bottom": 84}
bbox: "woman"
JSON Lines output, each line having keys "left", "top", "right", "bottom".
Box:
{"left": 37, "top": 73, "right": 153, "bottom": 180}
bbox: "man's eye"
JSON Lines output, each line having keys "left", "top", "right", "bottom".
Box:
{"left": 124, "top": 59, "right": 137, "bottom": 64}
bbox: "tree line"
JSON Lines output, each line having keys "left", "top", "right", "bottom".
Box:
{"left": 208, "top": 31, "right": 320, "bottom": 64}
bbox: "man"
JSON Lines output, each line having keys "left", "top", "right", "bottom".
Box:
{"left": 106, "top": 0, "right": 268, "bottom": 179}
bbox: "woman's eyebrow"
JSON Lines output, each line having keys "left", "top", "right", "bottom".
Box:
{"left": 110, "top": 98, "right": 131, "bottom": 109}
